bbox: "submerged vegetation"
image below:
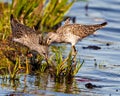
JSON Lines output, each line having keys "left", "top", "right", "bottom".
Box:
{"left": 0, "top": 0, "right": 84, "bottom": 82}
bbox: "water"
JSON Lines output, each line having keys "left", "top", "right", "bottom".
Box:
{"left": 0, "top": 0, "right": 120, "bottom": 96}
{"left": 70, "top": 0, "right": 120, "bottom": 95}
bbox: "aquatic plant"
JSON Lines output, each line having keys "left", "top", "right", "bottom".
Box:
{"left": 47, "top": 46, "right": 84, "bottom": 82}
{"left": 0, "top": 2, "right": 11, "bottom": 41}
{"left": 0, "top": 57, "right": 21, "bottom": 79}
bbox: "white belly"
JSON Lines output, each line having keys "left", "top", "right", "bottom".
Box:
{"left": 63, "top": 32, "right": 80, "bottom": 46}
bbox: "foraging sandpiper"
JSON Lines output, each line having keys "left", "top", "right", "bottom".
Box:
{"left": 45, "top": 19, "right": 107, "bottom": 55}
{"left": 10, "top": 14, "right": 48, "bottom": 58}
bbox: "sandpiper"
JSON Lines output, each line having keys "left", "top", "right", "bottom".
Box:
{"left": 45, "top": 19, "right": 107, "bottom": 55}
{"left": 10, "top": 14, "right": 48, "bottom": 58}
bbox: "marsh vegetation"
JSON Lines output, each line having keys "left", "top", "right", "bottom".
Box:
{"left": 0, "top": 0, "right": 85, "bottom": 86}
{"left": 1, "top": 0, "right": 119, "bottom": 96}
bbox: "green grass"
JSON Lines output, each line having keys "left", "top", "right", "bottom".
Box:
{"left": 0, "top": 2, "right": 11, "bottom": 41}
{"left": 47, "top": 46, "right": 84, "bottom": 82}
{"left": 11, "top": 0, "right": 75, "bottom": 32}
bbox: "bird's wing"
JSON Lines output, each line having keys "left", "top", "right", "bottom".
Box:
{"left": 38, "top": 34, "right": 45, "bottom": 45}
{"left": 56, "top": 24, "right": 84, "bottom": 37}
{"left": 57, "top": 22, "right": 107, "bottom": 38}
{"left": 64, "top": 18, "right": 71, "bottom": 25}
{"left": 72, "top": 22, "right": 107, "bottom": 38}
{"left": 10, "top": 14, "right": 35, "bottom": 38}
{"left": 69, "top": 24, "right": 97, "bottom": 38}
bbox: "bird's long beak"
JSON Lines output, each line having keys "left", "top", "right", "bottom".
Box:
{"left": 46, "top": 40, "right": 49, "bottom": 45}
{"left": 44, "top": 53, "right": 49, "bottom": 65}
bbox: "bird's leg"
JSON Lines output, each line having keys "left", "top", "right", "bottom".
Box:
{"left": 72, "top": 46, "right": 77, "bottom": 56}
{"left": 72, "top": 46, "right": 77, "bottom": 62}
{"left": 45, "top": 57, "right": 49, "bottom": 65}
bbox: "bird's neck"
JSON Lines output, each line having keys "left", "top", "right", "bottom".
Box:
{"left": 54, "top": 33, "right": 61, "bottom": 43}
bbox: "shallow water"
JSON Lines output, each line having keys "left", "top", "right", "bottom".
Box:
{"left": 69, "top": 0, "right": 120, "bottom": 95}
{"left": 1, "top": 0, "right": 120, "bottom": 96}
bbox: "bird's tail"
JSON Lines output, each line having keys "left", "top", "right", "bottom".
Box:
{"left": 10, "top": 14, "right": 21, "bottom": 38}
{"left": 10, "top": 14, "right": 19, "bottom": 27}
{"left": 100, "top": 22, "right": 107, "bottom": 27}
{"left": 83, "top": 22, "right": 107, "bottom": 36}
{"left": 92, "top": 22, "right": 107, "bottom": 31}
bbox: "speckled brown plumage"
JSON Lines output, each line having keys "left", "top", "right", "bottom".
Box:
{"left": 45, "top": 19, "right": 107, "bottom": 55}
{"left": 46, "top": 20, "right": 107, "bottom": 46}
{"left": 57, "top": 22, "right": 107, "bottom": 39}
{"left": 10, "top": 15, "right": 36, "bottom": 38}
{"left": 10, "top": 14, "right": 48, "bottom": 58}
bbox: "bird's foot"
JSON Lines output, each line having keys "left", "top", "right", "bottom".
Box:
{"left": 71, "top": 46, "right": 77, "bottom": 63}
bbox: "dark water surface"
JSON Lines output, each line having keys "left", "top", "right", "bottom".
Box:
{"left": 0, "top": 0, "right": 120, "bottom": 96}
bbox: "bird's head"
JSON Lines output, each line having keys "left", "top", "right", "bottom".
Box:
{"left": 36, "top": 44, "right": 49, "bottom": 59}
{"left": 45, "top": 32, "right": 60, "bottom": 45}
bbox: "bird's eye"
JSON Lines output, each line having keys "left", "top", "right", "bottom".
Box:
{"left": 43, "top": 53, "right": 46, "bottom": 55}
{"left": 49, "top": 38, "right": 51, "bottom": 40}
